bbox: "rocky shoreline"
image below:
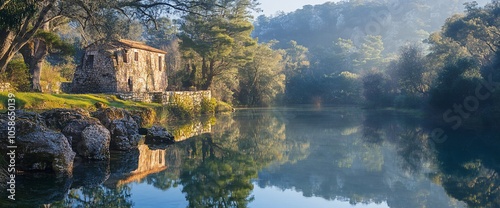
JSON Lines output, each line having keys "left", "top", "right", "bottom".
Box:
{"left": 0, "top": 106, "right": 174, "bottom": 175}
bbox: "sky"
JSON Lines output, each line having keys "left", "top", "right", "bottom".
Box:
{"left": 255, "top": 0, "right": 341, "bottom": 16}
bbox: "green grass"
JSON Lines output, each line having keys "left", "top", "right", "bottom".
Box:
{"left": 0, "top": 92, "right": 161, "bottom": 111}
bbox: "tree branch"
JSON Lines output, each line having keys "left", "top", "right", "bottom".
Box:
{"left": 0, "top": 0, "right": 12, "bottom": 11}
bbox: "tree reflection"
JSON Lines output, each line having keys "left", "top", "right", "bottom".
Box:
{"left": 179, "top": 137, "right": 258, "bottom": 208}
{"left": 176, "top": 109, "right": 310, "bottom": 208}
{"left": 432, "top": 131, "right": 500, "bottom": 207}
{"left": 50, "top": 185, "right": 133, "bottom": 208}
{"left": 257, "top": 108, "right": 464, "bottom": 208}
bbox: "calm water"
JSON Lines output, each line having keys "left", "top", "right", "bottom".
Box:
{"left": 2, "top": 107, "right": 500, "bottom": 207}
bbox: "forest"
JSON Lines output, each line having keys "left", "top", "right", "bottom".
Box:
{"left": 3, "top": 1, "right": 500, "bottom": 207}
{"left": 1, "top": 0, "right": 500, "bottom": 125}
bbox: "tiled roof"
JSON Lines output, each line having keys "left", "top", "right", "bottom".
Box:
{"left": 117, "top": 39, "right": 167, "bottom": 54}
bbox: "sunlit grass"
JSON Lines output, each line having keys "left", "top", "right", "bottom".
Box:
{"left": 0, "top": 92, "right": 161, "bottom": 111}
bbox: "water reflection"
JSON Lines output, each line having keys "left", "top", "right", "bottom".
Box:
{"left": 432, "top": 131, "right": 500, "bottom": 207}
{"left": 4, "top": 108, "right": 500, "bottom": 207}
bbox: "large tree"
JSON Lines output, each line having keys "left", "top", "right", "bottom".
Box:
{"left": 179, "top": 0, "right": 258, "bottom": 90}
{"left": 237, "top": 42, "right": 285, "bottom": 106}
{"left": 19, "top": 19, "right": 73, "bottom": 91}
{"left": 0, "top": 0, "right": 214, "bottom": 72}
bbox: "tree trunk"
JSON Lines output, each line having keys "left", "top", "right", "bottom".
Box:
{"left": 31, "top": 61, "right": 43, "bottom": 92}
{"left": 20, "top": 38, "right": 48, "bottom": 92}
{"left": 201, "top": 59, "right": 215, "bottom": 90}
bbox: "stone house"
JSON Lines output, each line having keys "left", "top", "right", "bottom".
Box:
{"left": 71, "top": 39, "right": 168, "bottom": 93}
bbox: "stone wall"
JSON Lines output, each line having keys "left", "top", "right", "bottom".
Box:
{"left": 115, "top": 91, "right": 211, "bottom": 106}
{"left": 72, "top": 48, "right": 118, "bottom": 93}
{"left": 0, "top": 83, "right": 12, "bottom": 92}
{"left": 71, "top": 41, "right": 167, "bottom": 93}
{"left": 60, "top": 82, "right": 72, "bottom": 93}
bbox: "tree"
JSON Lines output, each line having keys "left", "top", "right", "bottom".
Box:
{"left": 312, "top": 38, "right": 359, "bottom": 75}
{"left": 144, "top": 17, "right": 178, "bottom": 49}
{"left": 237, "top": 42, "right": 285, "bottom": 106}
{"left": 362, "top": 70, "right": 394, "bottom": 107}
{"left": 179, "top": 0, "right": 258, "bottom": 90}
{"left": 83, "top": 10, "right": 145, "bottom": 42}
{"left": 282, "top": 40, "right": 310, "bottom": 79}
{"left": 429, "top": 57, "right": 482, "bottom": 109}
{"left": 19, "top": 25, "right": 73, "bottom": 91}
{"left": 434, "top": 2, "right": 500, "bottom": 66}
{"left": 391, "top": 44, "right": 428, "bottom": 97}
{"left": 354, "top": 35, "right": 385, "bottom": 71}
{"left": 0, "top": 0, "right": 215, "bottom": 72}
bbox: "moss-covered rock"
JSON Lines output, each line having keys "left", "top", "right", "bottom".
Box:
{"left": 92, "top": 107, "right": 142, "bottom": 150}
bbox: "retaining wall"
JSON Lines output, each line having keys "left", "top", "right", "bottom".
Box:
{"left": 115, "top": 91, "right": 211, "bottom": 106}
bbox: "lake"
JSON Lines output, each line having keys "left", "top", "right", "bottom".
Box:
{"left": 3, "top": 107, "right": 500, "bottom": 207}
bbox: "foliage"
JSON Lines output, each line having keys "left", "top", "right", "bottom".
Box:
{"left": 354, "top": 35, "right": 386, "bottom": 71}
{"left": 215, "top": 100, "right": 234, "bottom": 113}
{"left": 144, "top": 17, "right": 177, "bottom": 49}
{"left": 426, "top": 2, "right": 500, "bottom": 113}
{"left": 429, "top": 58, "right": 482, "bottom": 109}
{"left": 0, "top": 0, "right": 218, "bottom": 72}
{"left": 0, "top": 58, "right": 31, "bottom": 91}
{"left": 390, "top": 45, "right": 428, "bottom": 96}
{"left": 57, "top": 185, "right": 133, "bottom": 207}
{"left": 253, "top": 0, "right": 483, "bottom": 54}
{"left": 200, "top": 97, "right": 217, "bottom": 115}
{"left": 167, "top": 94, "right": 195, "bottom": 119}
{"left": 323, "top": 71, "right": 363, "bottom": 104}
{"left": 83, "top": 11, "right": 145, "bottom": 42}
{"left": 362, "top": 71, "right": 394, "bottom": 108}
{"left": 237, "top": 42, "right": 285, "bottom": 106}
{"left": 282, "top": 36, "right": 385, "bottom": 105}
{"left": 282, "top": 40, "right": 310, "bottom": 79}
{"left": 179, "top": 0, "right": 258, "bottom": 90}
{"left": 39, "top": 61, "right": 67, "bottom": 93}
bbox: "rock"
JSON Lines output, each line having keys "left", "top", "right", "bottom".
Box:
{"left": 145, "top": 126, "right": 174, "bottom": 142}
{"left": 61, "top": 117, "right": 101, "bottom": 146}
{"left": 41, "top": 108, "right": 91, "bottom": 130}
{"left": 77, "top": 125, "right": 111, "bottom": 160}
{"left": 43, "top": 108, "right": 110, "bottom": 160}
{"left": 144, "top": 126, "right": 174, "bottom": 149}
{"left": 62, "top": 119, "right": 110, "bottom": 160}
{"left": 94, "top": 101, "right": 108, "bottom": 109}
{"left": 0, "top": 113, "right": 75, "bottom": 175}
{"left": 130, "top": 107, "right": 156, "bottom": 127}
{"left": 92, "top": 107, "right": 142, "bottom": 150}
{"left": 138, "top": 127, "right": 148, "bottom": 135}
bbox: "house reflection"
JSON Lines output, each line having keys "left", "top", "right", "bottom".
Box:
{"left": 117, "top": 144, "right": 167, "bottom": 186}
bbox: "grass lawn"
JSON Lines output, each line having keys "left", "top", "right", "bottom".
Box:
{"left": 0, "top": 92, "right": 162, "bottom": 111}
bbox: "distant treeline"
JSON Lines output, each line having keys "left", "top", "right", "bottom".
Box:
{"left": 3, "top": 0, "right": 500, "bottom": 120}
{"left": 252, "top": 0, "right": 500, "bottom": 120}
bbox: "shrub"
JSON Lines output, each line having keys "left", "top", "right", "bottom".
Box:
{"left": 40, "top": 61, "right": 67, "bottom": 93}
{"left": 201, "top": 97, "right": 217, "bottom": 115}
{"left": 216, "top": 100, "right": 234, "bottom": 113}
{"left": 0, "top": 58, "right": 31, "bottom": 92}
{"left": 167, "top": 94, "right": 195, "bottom": 119}
{"left": 130, "top": 107, "right": 156, "bottom": 127}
